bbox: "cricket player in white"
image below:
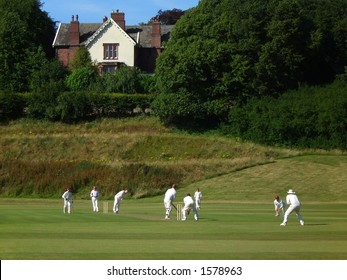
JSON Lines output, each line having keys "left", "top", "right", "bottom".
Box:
{"left": 274, "top": 195, "right": 285, "bottom": 216}
{"left": 281, "top": 189, "right": 304, "bottom": 226}
{"left": 90, "top": 186, "right": 99, "bottom": 212}
{"left": 164, "top": 184, "right": 176, "bottom": 219}
{"left": 194, "top": 188, "right": 202, "bottom": 209}
{"left": 113, "top": 189, "right": 128, "bottom": 213}
{"left": 62, "top": 188, "right": 73, "bottom": 214}
{"left": 182, "top": 193, "right": 198, "bottom": 221}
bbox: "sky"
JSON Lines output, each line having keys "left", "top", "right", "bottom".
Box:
{"left": 42, "top": 0, "right": 200, "bottom": 25}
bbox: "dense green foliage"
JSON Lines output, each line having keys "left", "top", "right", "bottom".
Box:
{"left": 100, "top": 66, "right": 144, "bottom": 93}
{"left": 68, "top": 46, "right": 93, "bottom": 71}
{"left": 24, "top": 92, "right": 153, "bottom": 121}
{"left": 150, "top": 8, "right": 185, "bottom": 24}
{"left": 63, "top": 65, "right": 154, "bottom": 94}
{"left": 25, "top": 91, "right": 59, "bottom": 120}
{"left": 0, "top": 0, "right": 56, "bottom": 92}
{"left": 1, "top": 92, "right": 153, "bottom": 122}
{"left": 224, "top": 80, "right": 347, "bottom": 149}
{"left": 30, "top": 58, "right": 68, "bottom": 93}
{"left": 65, "top": 67, "right": 98, "bottom": 91}
{"left": 88, "top": 93, "right": 153, "bottom": 117}
{"left": 154, "top": 0, "right": 347, "bottom": 127}
{"left": 0, "top": 91, "right": 25, "bottom": 120}
{"left": 64, "top": 46, "right": 98, "bottom": 92}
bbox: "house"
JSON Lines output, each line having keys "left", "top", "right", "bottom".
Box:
{"left": 52, "top": 10, "right": 174, "bottom": 73}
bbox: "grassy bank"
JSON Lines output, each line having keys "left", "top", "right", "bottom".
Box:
{"left": 1, "top": 117, "right": 306, "bottom": 199}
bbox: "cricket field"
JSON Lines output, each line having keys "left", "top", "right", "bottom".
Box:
{"left": 0, "top": 196, "right": 346, "bottom": 260}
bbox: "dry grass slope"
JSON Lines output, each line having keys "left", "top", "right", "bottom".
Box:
{"left": 1, "top": 117, "right": 345, "bottom": 200}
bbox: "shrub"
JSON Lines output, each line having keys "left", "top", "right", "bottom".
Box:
{"left": 65, "top": 66, "right": 98, "bottom": 91}
{"left": 23, "top": 91, "right": 153, "bottom": 121}
{"left": 0, "top": 91, "right": 25, "bottom": 121}
{"left": 89, "top": 93, "right": 153, "bottom": 118}
{"left": 26, "top": 91, "right": 59, "bottom": 120}
{"left": 69, "top": 46, "right": 93, "bottom": 71}
{"left": 30, "top": 59, "right": 68, "bottom": 93}
{"left": 139, "top": 73, "right": 156, "bottom": 93}
{"left": 101, "top": 66, "right": 143, "bottom": 93}
{"left": 55, "top": 91, "right": 91, "bottom": 122}
{"left": 225, "top": 80, "right": 347, "bottom": 150}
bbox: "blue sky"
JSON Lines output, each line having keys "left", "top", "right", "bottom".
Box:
{"left": 42, "top": 0, "right": 200, "bottom": 25}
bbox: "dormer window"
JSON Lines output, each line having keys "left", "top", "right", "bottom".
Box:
{"left": 104, "top": 44, "right": 118, "bottom": 60}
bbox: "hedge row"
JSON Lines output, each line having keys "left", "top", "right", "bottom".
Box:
{"left": 224, "top": 80, "right": 347, "bottom": 150}
{"left": 0, "top": 91, "right": 153, "bottom": 122}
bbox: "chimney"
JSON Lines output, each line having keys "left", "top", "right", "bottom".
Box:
{"left": 69, "top": 15, "right": 80, "bottom": 46}
{"left": 111, "top": 9, "right": 125, "bottom": 30}
{"left": 151, "top": 19, "right": 161, "bottom": 48}
{"left": 103, "top": 16, "right": 108, "bottom": 23}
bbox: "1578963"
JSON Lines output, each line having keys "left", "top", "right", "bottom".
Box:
{"left": 200, "top": 266, "right": 242, "bottom": 276}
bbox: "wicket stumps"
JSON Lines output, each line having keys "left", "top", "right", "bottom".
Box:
{"left": 103, "top": 201, "right": 109, "bottom": 214}
{"left": 176, "top": 203, "right": 182, "bottom": 220}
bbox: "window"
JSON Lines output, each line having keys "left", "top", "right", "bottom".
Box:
{"left": 104, "top": 66, "right": 116, "bottom": 73}
{"left": 103, "top": 44, "right": 118, "bottom": 60}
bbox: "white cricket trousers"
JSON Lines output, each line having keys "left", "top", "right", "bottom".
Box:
{"left": 283, "top": 205, "right": 303, "bottom": 223}
{"left": 63, "top": 200, "right": 72, "bottom": 214}
{"left": 164, "top": 200, "right": 172, "bottom": 217}
{"left": 91, "top": 197, "right": 98, "bottom": 212}
{"left": 182, "top": 202, "right": 198, "bottom": 221}
{"left": 113, "top": 197, "right": 121, "bottom": 213}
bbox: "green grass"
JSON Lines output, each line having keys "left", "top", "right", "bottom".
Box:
{"left": 190, "top": 155, "right": 347, "bottom": 202}
{"left": 1, "top": 198, "right": 346, "bottom": 260}
{"left": 1, "top": 118, "right": 347, "bottom": 260}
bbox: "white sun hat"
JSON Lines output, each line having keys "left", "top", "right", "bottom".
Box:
{"left": 287, "top": 189, "right": 296, "bottom": 194}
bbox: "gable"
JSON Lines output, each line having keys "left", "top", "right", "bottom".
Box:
{"left": 84, "top": 18, "right": 137, "bottom": 67}
{"left": 84, "top": 18, "right": 136, "bottom": 48}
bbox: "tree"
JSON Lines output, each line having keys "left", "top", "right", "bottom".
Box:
{"left": 154, "top": 0, "right": 347, "bottom": 127}
{"left": 101, "top": 66, "right": 143, "bottom": 93}
{"left": 150, "top": 9, "right": 185, "bottom": 25}
{"left": 0, "top": 0, "right": 56, "bottom": 92}
{"left": 65, "top": 67, "right": 98, "bottom": 92}
{"left": 0, "top": 11, "right": 29, "bottom": 92}
{"left": 69, "top": 46, "right": 93, "bottom": 71}
{"left": 30, "top": 57, "right": 68, "bottom": 93}
{"left": 65, "top": 46, "right": 97, "bottom": 92}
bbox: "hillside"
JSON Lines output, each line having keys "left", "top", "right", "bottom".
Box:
{"left": 185, "top": 155, "right": 347, "bottom": 202}
{"left": 0, "top": 117, "right": 345, "bottom": 200}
